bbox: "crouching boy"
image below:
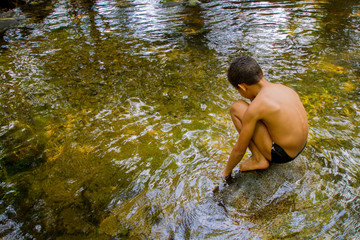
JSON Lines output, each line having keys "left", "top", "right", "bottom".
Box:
{"left": 222, "top": 56, "right": 308, "bottom": 179}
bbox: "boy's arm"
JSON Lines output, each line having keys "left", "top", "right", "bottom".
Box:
{"left": 222, "top": 107, "right": 259, "bottom": 178}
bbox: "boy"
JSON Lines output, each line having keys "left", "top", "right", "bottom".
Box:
{"left": 222, "top": 56, "right": 308, "bottom": 179}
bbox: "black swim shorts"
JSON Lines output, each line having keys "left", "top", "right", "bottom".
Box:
{"left": 271, "top": 142, "right": 306, "bottom": 164}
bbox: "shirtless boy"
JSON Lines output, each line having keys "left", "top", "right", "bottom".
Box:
{"left": 222, "top": 56, "right": 308, "bottom": 179}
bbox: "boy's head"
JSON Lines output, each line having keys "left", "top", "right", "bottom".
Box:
{"left": 227, "top": 56, "right": 264, "bottom": 88}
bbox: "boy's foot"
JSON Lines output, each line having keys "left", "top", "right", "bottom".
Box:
{"left": 239, "top": 156, "right": 270, "bottom": 171}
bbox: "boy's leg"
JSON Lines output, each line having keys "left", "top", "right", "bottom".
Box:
{"left": 240, "top": 141, "right": 269, "bottom": 171}
{"left": 230, "top": 100, "right": 273, "bottom": 171}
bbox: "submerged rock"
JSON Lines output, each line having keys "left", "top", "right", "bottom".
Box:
{"left": 214, "top": 157, "right": 307, "bottom": 218}
{"left": 0, "top": 121, "right": 47, "bottom": 175}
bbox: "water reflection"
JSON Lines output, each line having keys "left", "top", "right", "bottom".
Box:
{"left": 0, "top": 0, "right": 359, "bottom": 239}
{"left": 315, "top": 0, "right": 360, "bottom": 51}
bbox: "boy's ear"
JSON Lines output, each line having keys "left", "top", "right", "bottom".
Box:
{"left": 238, "top": 83, "right": 247, "bottom": 92}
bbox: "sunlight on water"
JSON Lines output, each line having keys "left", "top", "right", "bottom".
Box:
{"left": 0, "top": 0, "right": 359, "bottom": 239}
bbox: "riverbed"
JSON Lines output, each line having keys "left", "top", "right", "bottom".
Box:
{"left": 0, "top": 0, "right": 359, "bottom": 239}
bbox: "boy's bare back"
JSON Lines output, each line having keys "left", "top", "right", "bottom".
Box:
{"left": 249, "top": 81, "right": 308, "bottom": 158}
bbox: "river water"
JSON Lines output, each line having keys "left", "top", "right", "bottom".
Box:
{"left": 0, "top": 0, "right": 359, "bottom": 239}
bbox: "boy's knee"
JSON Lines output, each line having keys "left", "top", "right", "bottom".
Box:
{"left": 230, "top": 100, "right": 248, "bottom": 117}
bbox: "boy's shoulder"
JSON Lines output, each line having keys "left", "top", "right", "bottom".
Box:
{"left": 258, "top": 82, "right": 296, "bottom": 100}
{"left": 248, "top": 94, "right": 279, "bottom": 118}
{"left": 248, "top": 83, "right": 292, "bottom": 115}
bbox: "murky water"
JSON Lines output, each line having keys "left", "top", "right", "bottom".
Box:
{"left": 0, "top": 0, "right": 359, "bottom": 239}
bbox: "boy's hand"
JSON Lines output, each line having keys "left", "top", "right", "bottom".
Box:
{"left": 221, "top": 169, "right": 231, "bottom": 181}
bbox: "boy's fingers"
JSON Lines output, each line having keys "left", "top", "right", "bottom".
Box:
{"left": 221, "top": 169, "right": 231, "bottom": 180}
{"left": 221, "top": 173, "right": 230, "bottom": 181}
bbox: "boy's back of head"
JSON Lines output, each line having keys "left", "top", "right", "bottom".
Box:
{"left": 228, "top": 56, "right": 264, "bottom": 88}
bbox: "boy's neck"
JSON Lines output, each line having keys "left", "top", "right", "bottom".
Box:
{"left": 250, "top": 78, "right": 269, "bottom": 97}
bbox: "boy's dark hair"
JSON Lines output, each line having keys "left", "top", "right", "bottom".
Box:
{"left": 227, "top": 56, "right": 263, "bottom": 88}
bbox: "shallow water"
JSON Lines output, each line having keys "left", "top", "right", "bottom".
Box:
{"left": 0, "top": 0, "right": 359, "bottom": 239}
